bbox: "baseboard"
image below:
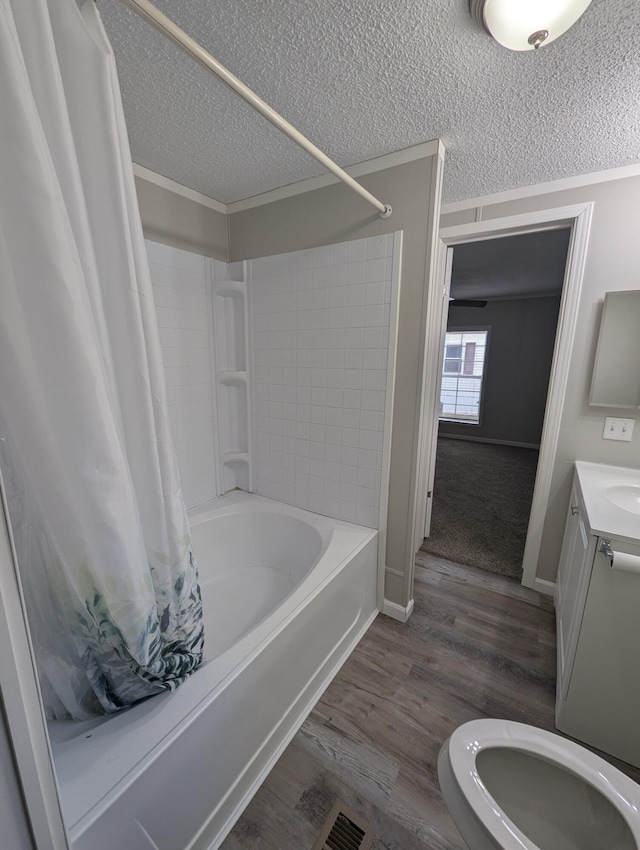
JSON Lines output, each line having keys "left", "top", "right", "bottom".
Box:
{"left": 533, "top": 578, "right": 556, "bottom": 597}
{"left": 438, "top": 434, "right": 540, "bottom": 450}
{"left": 382, "top": 598, "right": 415, "bottom": 622}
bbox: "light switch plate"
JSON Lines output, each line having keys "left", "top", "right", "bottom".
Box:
{"left": 602, "top": 417, "right": 635, "bottom": 442}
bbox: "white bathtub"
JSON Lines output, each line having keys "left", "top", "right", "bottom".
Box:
{"left": 49, "top": 493, "right": 378, "bottom": 849}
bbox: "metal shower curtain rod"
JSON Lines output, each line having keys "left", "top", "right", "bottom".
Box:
{"left": 116, "top": 0, "right": 393, "bottom": 218}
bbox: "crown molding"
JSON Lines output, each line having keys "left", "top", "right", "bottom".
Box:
{"left": 134, "top": 142, "right": 443, "bottom": 217}
{"left": 441, "top": 162, "right": 640, "bottom": 215}
{"left": 226, "top": 140, "right": 443, "bottom": 214}
{"left": 134, "top": 153, "right": 640, "bottom": 222}
{"left": 132, "top": 163, "right": 228, "bottom": 214}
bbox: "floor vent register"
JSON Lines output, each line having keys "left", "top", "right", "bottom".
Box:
{"left": 311, "top": 799, "right": 374, "bottom": 850}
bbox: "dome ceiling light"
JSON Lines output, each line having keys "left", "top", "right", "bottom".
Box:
{"left": 469, "top": 0, "right": 593, "bottom": 51}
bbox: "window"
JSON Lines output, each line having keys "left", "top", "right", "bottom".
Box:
{"left": 440, "top": 329, "right": 488, "bottom": 424}
{"left": 443, "top": 344, "right": 463, "bottom": 374}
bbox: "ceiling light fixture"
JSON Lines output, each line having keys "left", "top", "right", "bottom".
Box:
{"left": 469, "top": 0, "right": 593, "bottom": 51}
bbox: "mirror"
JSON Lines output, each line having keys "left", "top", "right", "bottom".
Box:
{"left": 590, "top": 290, "right": 640, "bottom": 408}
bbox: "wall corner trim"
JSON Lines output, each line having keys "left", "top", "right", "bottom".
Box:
{"left": 382, "top": 598, "right": 415, "bottom": 623}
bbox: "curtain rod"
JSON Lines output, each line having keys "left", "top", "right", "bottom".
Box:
{"left": 116, "top": 0, "right": 393, "bottom": 219}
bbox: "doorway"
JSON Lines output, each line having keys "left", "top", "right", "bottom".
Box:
{"left": 415, "top": 202, "right": 593, "bottom": 592}
{"left": 422, "top": 229, "right": 571, "bottom": 581}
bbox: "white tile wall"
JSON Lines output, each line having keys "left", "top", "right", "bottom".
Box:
{"left": 250, "top": 235, "right": 395, "bottom": 527}
{"left": 147, "top": 240, "right": 217, "bottom": 509}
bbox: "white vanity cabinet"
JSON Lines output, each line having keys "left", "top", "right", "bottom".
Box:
{"left": 555, "top": 474, "right": 596, "bottom": 703}
{"left": 555, "top": 462, "right": 640, "bottom": 769}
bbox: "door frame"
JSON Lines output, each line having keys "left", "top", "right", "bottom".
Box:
{"left": 416, "top": 202, "right": 593, "bottom": 592}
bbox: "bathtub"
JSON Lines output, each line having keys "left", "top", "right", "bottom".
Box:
{"left": 48, "top": 493, "right": 378, "bottom": 849}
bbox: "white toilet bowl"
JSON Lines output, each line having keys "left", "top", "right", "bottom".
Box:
{"left": 438, "top": 718, "right": 640, "bottom": 850}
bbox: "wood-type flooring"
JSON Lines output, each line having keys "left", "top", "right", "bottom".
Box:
{"left": 222, "top": 552, "right": 640, "bottom": 850}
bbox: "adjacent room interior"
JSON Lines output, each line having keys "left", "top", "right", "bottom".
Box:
{"left": 422, "top": 229, "right": 571, "bottom": 581}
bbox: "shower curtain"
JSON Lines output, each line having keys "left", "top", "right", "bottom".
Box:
{"left": 0, "top": 0, "right": 204, "bottom": 719}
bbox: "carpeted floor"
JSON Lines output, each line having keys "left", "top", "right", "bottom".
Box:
{"left": 421, "top": 437, "right": 539, "bottom": 580}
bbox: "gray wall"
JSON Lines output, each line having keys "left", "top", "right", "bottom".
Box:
{"left": 440, "top": 296, "right": 560, "bottom": 446}
{"left": 135, "top": 176, "right": 228, "bottom": 260}
{"left": 442, "top": 174, "right": 640, "bottom": 582}
{"left": 230, "top": 156, "right": 443, "bottom": 607}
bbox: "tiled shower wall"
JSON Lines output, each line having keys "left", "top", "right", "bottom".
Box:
{"left": 250, "top": 235, "right": 396, "bottom": 527}
{"left": 146, "top": 240, "right": 217, "bottom": 509}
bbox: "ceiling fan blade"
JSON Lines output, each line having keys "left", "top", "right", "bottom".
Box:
{"left": 449, "top": 299, "right": 488, "bottom": 308}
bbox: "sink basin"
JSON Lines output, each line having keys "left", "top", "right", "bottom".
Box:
{"left": 576, "top": 462, "right": 640, "bottom": 542}
{"left": 604, "top": 484, "right": 640, "bottom": 516}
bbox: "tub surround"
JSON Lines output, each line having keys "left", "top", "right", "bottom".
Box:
{"left": 250, "top": 233, "right": 400, "bottom": 530}
{"left": 49, "top": 493, "right": 378, "bottom": 850}
{"left": 148, "top": 235, "right": 399, "bottom": 540}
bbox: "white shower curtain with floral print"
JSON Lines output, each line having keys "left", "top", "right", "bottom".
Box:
{"left": 0, "top": 0, "right": 204, "bottom": 719}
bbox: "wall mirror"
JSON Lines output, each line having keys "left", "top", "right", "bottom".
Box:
{"left": 590, "top": 290, "right": 640, "bottom": 408}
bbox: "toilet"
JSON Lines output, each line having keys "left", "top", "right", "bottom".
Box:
{"left": 438, "top": 719, "right": 640, "bottom": 850}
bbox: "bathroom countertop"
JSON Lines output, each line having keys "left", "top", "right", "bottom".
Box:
{"left": 575, "top": 461, "right": 640, "bottom": 544}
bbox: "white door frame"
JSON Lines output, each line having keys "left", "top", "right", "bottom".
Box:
{"left": 416, "top": 246, "right": 453, "bottom": 547}
{"left": 417, "top": 202, "right": 593, "bottom": 592}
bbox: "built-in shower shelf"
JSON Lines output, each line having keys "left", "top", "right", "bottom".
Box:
{"left": 222, "top": 451, "right": 250, "bottom": 463}
{"left": 221, "top": 456, "right": 251, "bottom": 492}
{"left": 211, "top": 261, "right": 252, "bottom": 495}
{"left": 219, "top": 371, "right": 248, "bottom": 384}
{"left": 215, "top": 283, "right": 245, "bottom": 296}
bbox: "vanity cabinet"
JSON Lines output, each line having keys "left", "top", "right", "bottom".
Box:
{"left": 555, "top": 463, "right": 640, "bottom": 769}
{"left": 555, "top": 476, "right": 596, "bottom": 702}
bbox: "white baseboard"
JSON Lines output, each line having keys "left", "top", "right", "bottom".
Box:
{"left": 533, "top": 578, "right": 556, "bottom": 597}
{"left": 438, "top": 433, "right": 540, "bottom": 450}
{"left": 382, "top": 598, "right": 415, "bottom": 622}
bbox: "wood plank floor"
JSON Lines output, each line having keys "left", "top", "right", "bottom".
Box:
{"left": 221, "top": 553, "right": 640, "bottom": 850}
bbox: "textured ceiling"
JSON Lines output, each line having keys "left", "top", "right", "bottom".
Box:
{"left": 450, "top": 229, "right": 572, "bottom": 300}
{"left": 96, "top": 0, "right": 640, "bottom": 205}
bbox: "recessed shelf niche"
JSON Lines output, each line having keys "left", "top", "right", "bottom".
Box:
{"left": 222, "top": 458, "right": 251, "bottom": 492}
{"left": 214, "top": 289, "right": 246, "bottom": 372}
{"left": 219, "top": 378, "right": 249, "bottom": 454}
